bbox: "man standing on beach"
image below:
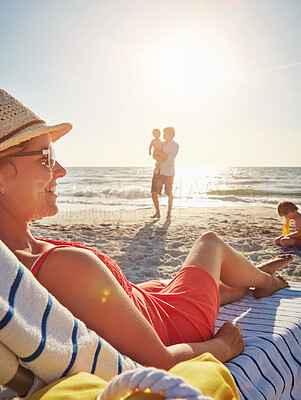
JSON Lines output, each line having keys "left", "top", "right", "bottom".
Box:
{"left": 151, "top": 127, "right": 179, "bottom": 219}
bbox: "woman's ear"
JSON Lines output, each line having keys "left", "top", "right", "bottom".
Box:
{"left": 0, "top": 160, "right": 17, "bottom": 183}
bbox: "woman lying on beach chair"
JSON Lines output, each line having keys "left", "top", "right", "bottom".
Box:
{"left": 0, "top": 239, "right": 238, "bottom": 400}
{"left": 1, "top": 239, "right": 300, "bottom": 400}
{"left": 0, "top": 89, "right": 292, "bottom": 375}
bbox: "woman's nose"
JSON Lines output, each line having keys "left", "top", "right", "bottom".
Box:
{"left": 53, "top": 161, "right": 67, "bottom": 178}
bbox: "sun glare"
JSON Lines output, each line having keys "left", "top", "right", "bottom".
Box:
{"left": 146, "top": 34, "right": 238, "bottom": 106}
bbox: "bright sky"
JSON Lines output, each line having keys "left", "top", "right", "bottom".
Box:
{"left": 1, "top": 0, "right": 300, "bottom": 167}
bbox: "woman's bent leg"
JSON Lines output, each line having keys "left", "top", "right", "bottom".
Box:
{"left": 183, "top": 232, "right": 289, "bottom": 300}
{"left": 219, "top": 282, "right": 248, "bottom": 306}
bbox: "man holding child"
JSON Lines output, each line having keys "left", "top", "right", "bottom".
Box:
{"left": 150, "top": 127, "right": 179, "bottom": 219}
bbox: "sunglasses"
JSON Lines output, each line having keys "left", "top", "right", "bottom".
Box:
{"left": 12, "top": 143, "right": 56, "bottom": 171}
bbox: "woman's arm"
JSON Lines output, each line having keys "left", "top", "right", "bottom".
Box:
{"left": 168, "top": 322, "right": 245, "bottom": 364}
{"left": 35, "top": 248, "right": 244, "bottom": 368}
{"left": 35, "top": 247, "right": 175, "bottom": 369}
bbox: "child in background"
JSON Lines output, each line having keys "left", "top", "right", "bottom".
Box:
{"left": 275, "top": 200, "right": 301, "bottom": 247}
{"left": 149, "top": 128, "right": 164, "bottom": 171}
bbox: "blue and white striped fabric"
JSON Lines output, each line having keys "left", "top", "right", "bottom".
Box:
{"left": 0, "top": 240, "right": 139, "bottom": 384}
{"left": 216, "top": 284, "right": 301, "bottom": 400}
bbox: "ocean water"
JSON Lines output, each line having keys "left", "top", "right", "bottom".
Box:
{"left": 57, "top": 166, "right": 301, "bottom": 211}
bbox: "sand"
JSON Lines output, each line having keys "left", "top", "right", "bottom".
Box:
{"left": 30, "top": 205, "right": 301, "bottom": 284}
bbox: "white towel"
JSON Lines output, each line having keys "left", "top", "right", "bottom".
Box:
{"left": 216, "top": 284, "right": 301, "bottom": 400}
{"left": 0, "top": 240, "right": 139, "bottom": 384}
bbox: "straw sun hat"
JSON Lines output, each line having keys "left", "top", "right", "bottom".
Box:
{"left": 0, "top": 89, "right": 72, "bottom": 152}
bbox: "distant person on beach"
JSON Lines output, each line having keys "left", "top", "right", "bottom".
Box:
{"left": 149, "top": 128, "right": 164, "bottom": 172}
{"left": 0, "top": 89, "right": 291, "bottom": 375}
{"left": 151, "top": 126, "right": 179, "bottom": 219}
{"left": 275, "top": 200, "right": 301, "bottom": 247}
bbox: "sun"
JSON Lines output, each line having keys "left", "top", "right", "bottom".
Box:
{"left": 145, "top": 33, "right": 238, "bottom": 106}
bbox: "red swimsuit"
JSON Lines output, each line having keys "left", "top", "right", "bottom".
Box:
{"left": 32, "top": 238, "right": 220, "bottom": 346}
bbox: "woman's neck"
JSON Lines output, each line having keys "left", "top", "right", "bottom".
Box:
{"left": 0, "top": 212, "right": 36, "bottom": 253}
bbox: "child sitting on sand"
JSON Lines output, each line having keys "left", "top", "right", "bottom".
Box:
{"left": 275, "top": 200, "right": 301, "bottom": 247}
{"left": 149, "top": 128, "right": 164, "bottom": 171}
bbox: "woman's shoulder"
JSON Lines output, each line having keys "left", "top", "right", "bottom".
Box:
{"left": 36, "top": 245, "right": 103, "bottom": 274}
{"left": 34, "top": 239, "right": 133, "bottom": 296}
{"left": 34, "top": 245, "right": 108, "bottom": 290}
{"left": 35, "top": 238, "right": 113, "bottom": 267}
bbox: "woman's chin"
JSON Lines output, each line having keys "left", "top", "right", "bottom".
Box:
{"left": 31, "top": 205, "right": 59, "bottom": 220}
{"left": 47, "top": 207, "right": 59, "bottom": 217}
{"left": 45, "top": 198, "right": 60, "bottom": 217}
{"left": 47, "top": 202, "right": 60, "bottom": 216}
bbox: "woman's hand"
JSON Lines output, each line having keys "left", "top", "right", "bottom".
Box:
{"left": 214, "top": 321, "right": 245, "bottom": 362}
{"left": 167, "top": 321, "right": 245, "bottom": 366}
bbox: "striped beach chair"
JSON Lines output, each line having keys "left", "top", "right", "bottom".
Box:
{"left": 216, "top": 283, "right": 301, "bottom": 399}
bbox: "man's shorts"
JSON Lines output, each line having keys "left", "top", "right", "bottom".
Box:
{"left": 151, "top": 173, "right": 174, "bottom": 195}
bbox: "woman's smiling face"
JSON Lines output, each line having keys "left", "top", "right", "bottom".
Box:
{"left": 0, "top": 133, "right": 67, "bottom": 221}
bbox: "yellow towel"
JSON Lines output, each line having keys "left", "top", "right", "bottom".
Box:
{"left": 26, "top": 354, "right": 239, "bottom": 400}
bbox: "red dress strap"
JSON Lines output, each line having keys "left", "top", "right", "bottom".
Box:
{"left": 34, "top": 238, "right": 133, "bottom": 296}
{"left": 31, "top": 245, "right": 69, "bottom": 276}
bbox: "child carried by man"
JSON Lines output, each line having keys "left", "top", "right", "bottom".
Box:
{"left": 149, "top": 128, "right": 164, "bottom": 172}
